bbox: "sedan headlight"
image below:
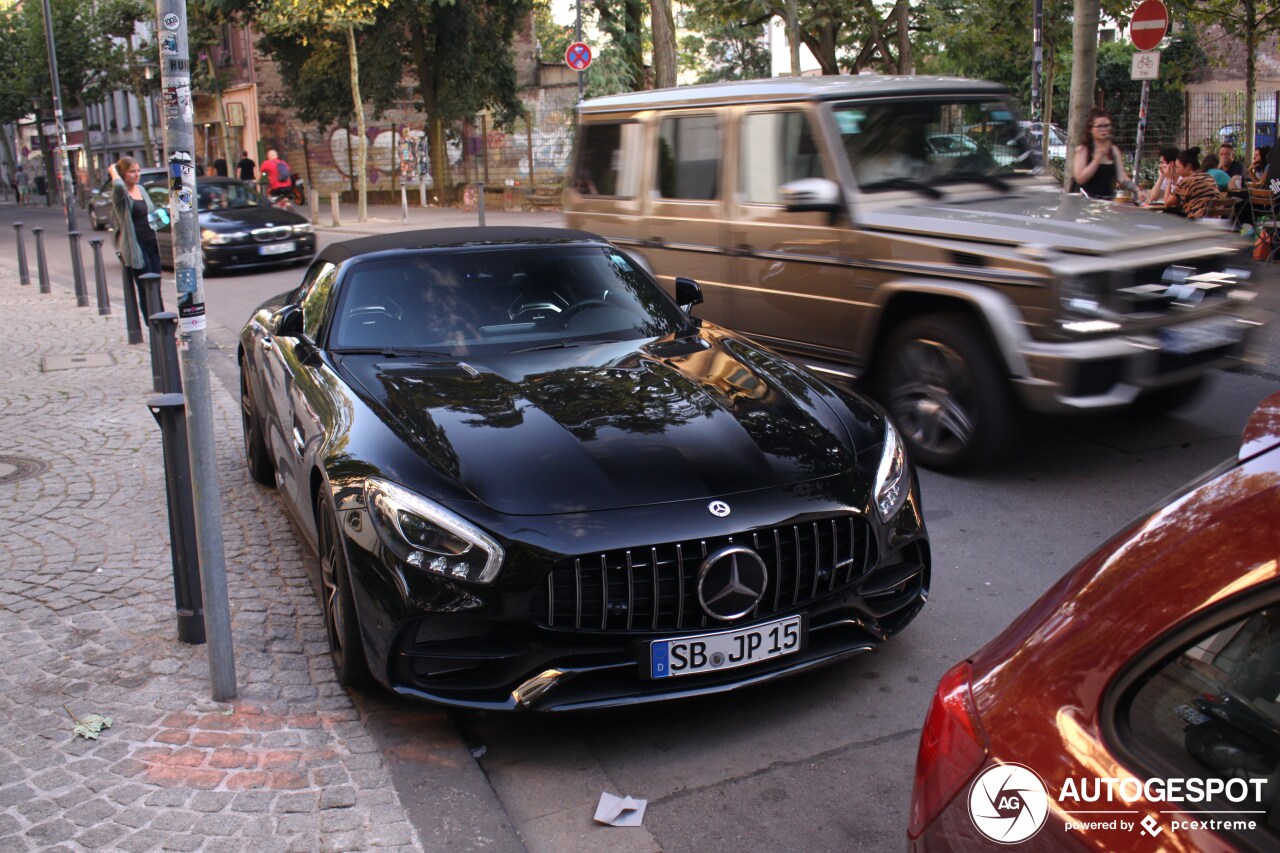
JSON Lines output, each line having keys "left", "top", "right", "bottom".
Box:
{"left": 874, "top": 419, "right": 909, "bottom": 522}
{"left": 291, "top": 223, "right": 313, "bottom": 235}
{"left": 201, "top": 229, "right": 248, "bottom": 245}
{"left": 364, "top": 478, "right": 504, "bottom": 584}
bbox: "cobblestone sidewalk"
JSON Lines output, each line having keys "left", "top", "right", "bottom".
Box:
{"left": 0, "top": 278, "right": 423, "bottom": 853}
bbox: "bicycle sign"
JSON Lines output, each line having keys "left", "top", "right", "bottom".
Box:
{"left": 1130, "top": 50, "right": 1160, "bottom": 80}
{"left": 566, "top": 42, "right": 593, "bottom": 72}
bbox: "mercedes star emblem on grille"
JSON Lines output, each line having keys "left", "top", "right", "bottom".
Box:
{"left": 708, "top": 500, "right": 731, "bottom": 517}
{"left": 697, "top": 545, "right": 768, "bottom": 620}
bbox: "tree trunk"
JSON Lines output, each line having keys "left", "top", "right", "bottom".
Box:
{"left": 129, "top": 68, "right": 156, "bottom": 167}
{"left": 1043, "top": 53, "right": 1057, "bottom": 165}
{"left": 205, "top": 53, "right": 235, "bottom": 175}
{"left": 895, "top": 0, "right": 912, "bottom": 74}
{"left": 409, "top": 16, "right": 452, "bottom": 205}
{"left": 785, "top": 0, "right": 801, "bottom": 76}
{"left": 1064, "top": 0, "right": 1100, "bottom": 192}
{"left": 858, "top": 0, "right": 895, "bottom": 72}
{"left": 1244, "top": 0, "right": 1258, "bottom": 168}
{"left": 649, "top": 0, "right": 677, "bottom": 89}
{"left": 75, "top": 92, "right": 100, "bottom": 192}
{"left": 625, "top": 0, "right": 645, "bottom": 89}
{"left": 347, "top": 23, "right": 368, "bottom": 222}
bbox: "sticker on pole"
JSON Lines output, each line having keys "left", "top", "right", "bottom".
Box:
{"left": 566, "top": 42, "right": 592, "bottom": 72}
{"left": 1129, "top": 0, "right": 1168, "bottom": 52}
{"left": 162, "top": 12, "right": 180, "bottom": 30}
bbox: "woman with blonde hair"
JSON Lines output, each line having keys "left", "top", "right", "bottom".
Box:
{"left": 107, "top": 156, "right": 163, "bottom": 311}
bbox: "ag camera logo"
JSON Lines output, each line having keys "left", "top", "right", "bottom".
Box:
{"left": 968, "top": 763, "right": 1050, "bottom": 844}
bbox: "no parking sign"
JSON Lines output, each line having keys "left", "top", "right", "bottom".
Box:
{"left": 566, "top": 41, "right": 592, "bottom": 72}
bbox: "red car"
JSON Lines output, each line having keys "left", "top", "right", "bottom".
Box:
{"left": 909, "top": 391, "right": 1280, "bottom": 851}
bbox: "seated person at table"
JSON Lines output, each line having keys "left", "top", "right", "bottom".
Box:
{"left": 1250, "top": 146, "right": 1270, "bottom": 187}
{"left": 1217, "top": 143, "right": 1244, "bottom": 181}
{"left": 1146, "top": 146, "right": 1180, "bottom": 202}
{"left": 1202, "top": 153, "right": 1230, "bottom": 191}
{"left": 1163, "top": 147, "right": 1221, "bottom": 219}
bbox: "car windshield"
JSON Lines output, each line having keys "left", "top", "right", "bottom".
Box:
{"left": 835, "top": 98, "right": 1037, "bottom": 192}
{"left": 329, "top": 245, "right": 690, "bottom": 356}
{"left": 198, "top": 182, "right": 266, "bottom": 211}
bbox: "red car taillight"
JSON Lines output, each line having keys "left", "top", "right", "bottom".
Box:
{"left": 907, "top": 661, "right": 989, "bottom": 840}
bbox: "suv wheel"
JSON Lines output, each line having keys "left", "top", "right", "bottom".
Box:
{"left": 881, "top": 314, "right": 1016, "bottom": 472}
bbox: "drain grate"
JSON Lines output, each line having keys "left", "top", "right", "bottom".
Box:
{"left": 41, "top": 353, "right": 116, "bottom": 372}
{"left": 0, "top": 455, "right": 48, "bottom": 485}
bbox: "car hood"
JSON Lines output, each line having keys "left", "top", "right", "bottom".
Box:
{"left": 339, "top": 332, "right": 860, "bottom": 515}
{"left": 859, "top": 186, "right": 1228, "bottom": 255}
{"left": 201, "top": 205, "right": 307, "bottom": 229}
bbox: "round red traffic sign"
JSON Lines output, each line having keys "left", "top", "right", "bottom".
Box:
{"left": 1130, "top": 0, "right": 1168, "bottom": 52}
{"left": 566, "top": 41, "right": 592, "bottom": 72}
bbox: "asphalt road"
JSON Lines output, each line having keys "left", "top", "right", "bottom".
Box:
{"left": 5, "top": 202, "right": 1279, "bottom": 853}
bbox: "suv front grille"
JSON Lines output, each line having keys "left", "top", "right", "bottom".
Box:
{"left": 531, "top": 516, "right": 876, "bottom": 634}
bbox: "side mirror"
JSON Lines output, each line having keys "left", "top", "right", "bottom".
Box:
{"left": 780, "top": 177, "right": 843, "bottom": 214}
{"left": 675, "top": 277, "right": 703, "bottom": 313}
{"left": 270, "top": 304, "right": 303, "bottom": 337}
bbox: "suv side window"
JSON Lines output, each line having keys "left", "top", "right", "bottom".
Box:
{"left": 1116, "top": 602, "right": 1280, "bottom": 844}
{"left": 298, "top": 261, "right": 338, "bottom": 342}
{"left": 657, "top": 114, "right": 720, "bottom": 200}
{"left": 740, "top": 111, "right": 826, "bottom": 204}
{"left": 574, "top": 122, "right": 641, "bottom": 197}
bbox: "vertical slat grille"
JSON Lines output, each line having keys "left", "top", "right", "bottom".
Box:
{"left": 533, "top": 515, "right": 876, "bottom": 633}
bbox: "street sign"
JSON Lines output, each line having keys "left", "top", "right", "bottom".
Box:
{"left": 1131, "top": 51, "right": 1161, "bottom": 80}
{"left": 1130, "top": 0, "right": 1168, "bottom": 52}
{"left": 566, "top": 41, "right": 592, "bottom": 72}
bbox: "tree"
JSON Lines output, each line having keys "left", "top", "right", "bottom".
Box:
{"left": 100, "top": 0, "right": 159, "bottom": 168}
{"left": 256, "top": 0, "right": 395, "bottom": 221}
{"left": 1170, "top": 0, "right": 1280, "bottom": 166}
{"left": 650, "top": 0, "right": 677, "bottom": 88}
{"left": 677, "top": 10, "right": 770, "bottom": 83}
{"left": 1064, "top": 0, "right": 1101, "bottom": 190}
{"left": 0, "top": 5, "right": 35, "bottom": 179}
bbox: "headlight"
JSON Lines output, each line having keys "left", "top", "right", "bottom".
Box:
{"left": 874, "top": 419, "right": 909, "bottom": 522}
{"left": 1058, "top": 273, "right": 1109, "bottom": 317}
{"left": 291, "top": 223, "right": 313, "bottom": 235}
{"left": 364, "top": 478, "right": 504, "bottom": 584}
{"left": 201, "top": 229, "right": 247, "bottom": 245}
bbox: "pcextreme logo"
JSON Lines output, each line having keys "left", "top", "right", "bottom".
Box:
{"left": 968, "top": 763, "right": 1050, "bottom": 844}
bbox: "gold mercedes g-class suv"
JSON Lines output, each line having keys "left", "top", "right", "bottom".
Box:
{"left": 564, "top": 75, "right": 1262, "bottom": 471}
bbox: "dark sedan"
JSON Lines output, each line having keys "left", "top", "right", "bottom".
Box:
{"left": 908, "top": 391, "right": 1280, "bottom": 851}
{"left": 88, "top": 168, "right": 168, "bottom": 230}
{"left": 238, "top": 227, "right": 930, "bottom": 711}
{"left": 145, "top": 177, "right": 315, "bottom": 274}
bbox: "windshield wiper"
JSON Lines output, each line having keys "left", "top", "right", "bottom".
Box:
{"left": 508, "top": 338, "right": 622, "bottom": 354}
{"left": 858, "top": 178, "right": 944, "bottom": 199}
{"left": 331, "top": 347, "right": 454, "bottom": 358}
{"left": 945, "top": 171, "right": 1011, "bottom": 191}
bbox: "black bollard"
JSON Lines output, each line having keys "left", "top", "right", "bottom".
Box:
{"left": 138, "top": 272, "right": 165, "bottom": 390}
{"left": 150, "top": 312, "right": 183, "bottom": 393}
{"left": 89, "top": 238, "right": 111, "bottom": 316}
{"left": 147, "top": 393, "right": 206, "bottom": 645}
{"left": 13, "top": 222, "right": 30, "bottom": 285}
{"left": 121, "top": 261, "right": 143, "bottom": 344}
{"left": 32, "top": 227, "right": 51, "bottom": 294}
{"left": 69, "top": 231, "right": 89, "bottom": 307}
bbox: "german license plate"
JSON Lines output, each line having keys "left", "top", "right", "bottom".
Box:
{"left": 260, "top": 241, "right": 296, "bottom": 256}
{"left": 1160, "top": 317, "right": 1241, "bottom": 355}
{"left": 650, "top": 615, "right": 803, "bottom": 679}
{"left": 1175, "top": 703, "right": 1211, "bottom": 726}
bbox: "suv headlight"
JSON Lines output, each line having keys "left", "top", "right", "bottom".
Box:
{"left": 874, "top": 420, "right": 909, "bottom": 522}
{"left": 1058, "top": 273, "right": 1108, "bottom": 317}
{"left": 364, "top": 478, "right": 504, "bottom": 584}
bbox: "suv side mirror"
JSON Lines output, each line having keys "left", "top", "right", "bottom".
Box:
{"left": 675, "top": 277, "right": 703, "bottom": 313}
{"left": 271, "top": 304, "right": 303, "bottom": 337}
{"left": 780, "top": 178, "right": 843, "bottom": 214}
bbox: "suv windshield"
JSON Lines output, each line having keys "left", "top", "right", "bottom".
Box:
{"left": 836, "top": 98, "right": 1036, "bottom": 192}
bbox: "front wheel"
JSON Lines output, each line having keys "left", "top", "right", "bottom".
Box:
{"left": 317, "top": 496, "right": 371, "bottom": 687}
{"left": 880, "top": 314, "right": 1017, "bottom": 472}
{"left": 240, "top": 365, "right": 276, "bottom": 487}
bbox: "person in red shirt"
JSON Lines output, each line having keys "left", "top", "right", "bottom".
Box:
{"left": 260, "top": 149, "right": 293, "bottom": 200}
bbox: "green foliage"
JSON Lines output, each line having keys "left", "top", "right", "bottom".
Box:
{"left": 0, "top": 6, "right": 34, "bottom": 126}
{"left": 678, "top": 8, "right": 770, "bottom": 83}
{"left": 64, "top": 705, "right": 112, "bottom": 741}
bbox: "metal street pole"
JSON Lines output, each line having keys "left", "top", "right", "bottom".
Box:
{"left": 576, "top": 0, "right": 584, "bottom": 100}
{"left": 155, "top": 0, "right": 236, "bottom": 701}
{"left": 1032, "top": 0, "right": 1043, "bottom": 122}
{"left": 39, "top": 0, "right": 88, "bottom": 299}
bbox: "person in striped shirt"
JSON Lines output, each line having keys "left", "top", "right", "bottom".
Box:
{"left": 1163, "top": 147, "right": 1221, "bottom": 219}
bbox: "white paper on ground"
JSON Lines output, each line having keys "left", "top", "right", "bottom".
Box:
{"left": 594, "top": 791, "right": 647, "bottom": 827}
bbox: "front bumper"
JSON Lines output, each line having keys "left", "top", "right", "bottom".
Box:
{"left": 204, "top": 235, "right": 316, "bottom": 271}
{"left": 1013, "top": 312, "right": 1264, "bottom": 413}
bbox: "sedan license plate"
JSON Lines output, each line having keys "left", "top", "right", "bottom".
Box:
{"left": 1174, "top": 703, "right": 1212, "bottom": 726}
{"left": 259, "top": 241, "right": 296, "bottom": 256}
{"left": 1160, "top": 317, "right": 1241, "bottom": 355}
{"left": 650, "top": 615, "right": 803, "bottom": 679}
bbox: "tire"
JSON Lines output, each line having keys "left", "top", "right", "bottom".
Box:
{"left": 317, "top": 496, "right": 372, "bottom": 687}
{"left": 240, "top": 365, "right": 276, "bottom": 487}
{"left": 1128, "top": 376, "right": 1207, "bottom": 418}
{"left": 91, "top": 213, "right": 106, "bottom": 231}
{"left": 880, "top": 313, "right": 1018, "bottom": 472}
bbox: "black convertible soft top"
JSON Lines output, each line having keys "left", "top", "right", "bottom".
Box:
{"left": 316, "top": 227, "right": 606, "bottom": 265}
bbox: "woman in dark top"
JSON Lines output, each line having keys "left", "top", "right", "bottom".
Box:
{"left": 1072, "top": 108, "right": 1134, "bottom": 199}
{"left": 108, "top": 156, "right": 163, "bottom": 313}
